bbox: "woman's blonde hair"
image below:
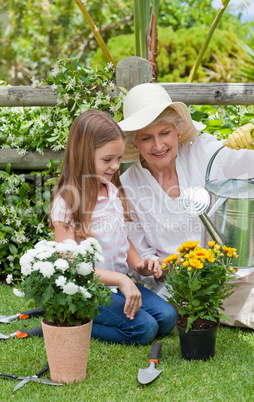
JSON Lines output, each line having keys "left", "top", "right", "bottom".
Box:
{"left": 50, "top": 110, "right": 131, "bottom": 239}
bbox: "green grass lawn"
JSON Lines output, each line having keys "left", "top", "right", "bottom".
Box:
{"left": 0, "top": 283, "right": 253, "bottom": 402}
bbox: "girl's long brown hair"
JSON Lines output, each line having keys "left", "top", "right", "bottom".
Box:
{"left": 50, "top": 110, "right": 131, "bottom": 239}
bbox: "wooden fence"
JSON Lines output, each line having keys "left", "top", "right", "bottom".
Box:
{"left": 1, "top": 57, "right": 254, "bottom": 169}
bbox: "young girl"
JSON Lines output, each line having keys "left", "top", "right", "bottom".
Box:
{"left": 50, "top": 110, "right": 177, "bottom": 344}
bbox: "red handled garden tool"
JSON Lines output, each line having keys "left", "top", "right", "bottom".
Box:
{"left": 137, "top": 342, "right": 162, "bottom": 385}
{"left": 0, "top": 326, "right": 43, "bottom": 340}
{"left": 0, "top": 362, "right": 63, "bottom": 392}
{"left": 0, "top": 308, "right": 45, "bottom": 324}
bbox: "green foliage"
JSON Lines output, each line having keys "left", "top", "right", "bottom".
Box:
{"left": 0, "top": 160, "right": 60, "bottom": 279}
{"left": 163, "top": 241, "right": 238, "bottom": 331}
{"left": 8, "top": 238, "right": 112, "bottom": 325}
{"left": 0, "top": 59, "right": 123, "bottom": 153}
{"left": 92, "top": 26, "right": 247, "bottom": 82}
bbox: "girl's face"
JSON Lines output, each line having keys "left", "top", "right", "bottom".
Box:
{"left": 134, "top": 122, "right": 179, "bottom": 170}
{"left": 94, "top": 137, "right": 126, "bottom": 187}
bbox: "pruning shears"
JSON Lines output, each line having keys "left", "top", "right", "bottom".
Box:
{"left": 0, "top": 363, "right": 63, "bottom": 392}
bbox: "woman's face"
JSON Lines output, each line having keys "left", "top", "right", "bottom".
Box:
{"left": 134, "top": 122, "right": 179, "bottom": 170}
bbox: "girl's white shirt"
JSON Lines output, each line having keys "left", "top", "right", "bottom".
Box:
{"left": 51, "top": 182, "right": 130, "bottom": 275}
{"left": 121, "top": 132, "right": 254, "bottom": 278}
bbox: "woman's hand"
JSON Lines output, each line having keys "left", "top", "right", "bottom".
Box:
{"left": 117, "top": 276, "right": 142, "bottom": 320}
{"left": 224, "top": 123, "right": 254, "bottom": 150}
{"left": 136, "top": 258, "right": 162, "bottom": 279}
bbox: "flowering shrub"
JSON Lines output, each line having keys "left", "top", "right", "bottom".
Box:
{"left": 7, "top": 238, "right": 112, "bottom": 326}
{"left": 163, "top": 240, "right": 238, "bottom": 332}
{"left": 0, "top": 58, "right": 124, "bottom": 155}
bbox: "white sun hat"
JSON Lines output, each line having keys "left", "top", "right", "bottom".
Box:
{"left": 118, "top": 83, "right": 206, "bottom": 162}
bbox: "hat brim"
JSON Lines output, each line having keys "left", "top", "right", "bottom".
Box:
{"left": 120, "top": 102, "right": 206, "bottom": 162}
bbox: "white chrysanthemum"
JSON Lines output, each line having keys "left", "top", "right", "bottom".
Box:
{"left": 6, "top": 274, "right": 13, "bottom": 284}
{"left": 21, "top": 264, "right": 32, "bottom": 276}
{"left": 76, "top": 262, "right": 93, "bottom": 276}
{"left": 62, "top": 282, "right": 79, "bottom": 295}
{"left": 54, "top": 259, "right": 69, "bottom": 272}
{"left": 34, "top": 240, "right": 48, "bottom": 249}
{"left": 55, "top": 275, "right": 67, "bottom": 287}
{"left": 33, "top": 245, "right": 49, "bottom": 254}
{"left": 84, "top": 238, "right": 102, "bottom": 253}
{"left": 79, "top": 286, "right": 92, "bottom": 299}
{"left": 39, "top": 261, "right": 55, "bottom": 278}
{"left": 20, "top": 252, "right": 34, "bottom": 266}
{"left": 63, "top": 239, "right": 77, "bottom": 247}
{"left": 33, "top": 261, "right": 41, "bottom": 271}
{"left": 95, "top": 252, "right": 105, "bottom": 263}
{"left": 55, "top": 243, "right": 70, "bottom": 253}
{"left": 36, "top": 251, "right": 53, "bottom": 260}
{"left": 26, "top": 249, "right": 38, "bottom": 257}
{"left": 73, "top": 244, "right": 92, "bottom": 256}
{"left": 13, "top": 288, "right": 25, "bottom": 297}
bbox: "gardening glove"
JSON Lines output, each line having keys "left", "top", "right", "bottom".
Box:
{"left": 223, "top": 123, "right": 254, "bottom": 150}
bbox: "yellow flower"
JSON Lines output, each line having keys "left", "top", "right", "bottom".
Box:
{"left": 182, "top": 260, "right": 189, "bottom": 267}
{"left": 161, "top": 263, "right": 167, "bottom": 269}
{"left": 208, "top": 240, "right": 215, "bottom": 248}
{"left": 189, "top": 258, "right": 203, "bottom": 269}
{"left": 206, "top": 250, "right": 216, "bottom": 263}
{"left": 187, "top": 266, "right": 192, "bottom": 271}
{"left": 165, "top": 254, "right": 178, "bottom": 263}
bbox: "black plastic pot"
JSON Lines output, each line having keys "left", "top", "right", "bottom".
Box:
{"left": 177, "top": 324, "right": 219, "bottom": 361}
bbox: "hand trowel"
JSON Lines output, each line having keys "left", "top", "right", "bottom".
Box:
{"left": 137, "top": 342, "right": 162, "bottom": 385}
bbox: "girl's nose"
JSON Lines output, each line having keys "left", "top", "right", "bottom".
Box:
{"left": 111, "top": 160, "right": 120, "bottom": 170}
{"left": 153, "top": 137, "right": 163, "bottom": 150}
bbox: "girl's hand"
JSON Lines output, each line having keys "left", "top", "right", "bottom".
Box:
{"left": 118, "top": 276, "right": 142, "bottom": 320}
{"left": 136, "top": 258, "right": 162, "bottom": 279}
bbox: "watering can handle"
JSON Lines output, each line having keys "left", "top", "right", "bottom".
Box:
{"left": 205, "top": 146, "right": 225, "bottom": 185}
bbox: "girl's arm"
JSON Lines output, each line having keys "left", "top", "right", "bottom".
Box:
{"left": 127, "top": 239, "right": 162, "bottom": 279}
{"left": 54, "top": 221, "right": 142, "bottom": 320}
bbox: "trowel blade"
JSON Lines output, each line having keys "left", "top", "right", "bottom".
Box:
{"left": 138, "top": 364, "right": 162, "bottom": 385}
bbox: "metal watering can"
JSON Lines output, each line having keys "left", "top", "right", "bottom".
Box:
{"left": 179, "top": 146, "right": 254, "bottom": 268}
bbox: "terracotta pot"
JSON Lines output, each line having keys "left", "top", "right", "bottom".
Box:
{"left": 41, "top": 319, "right": 92, "bottom": 384}
{"left": 177, "top": 324, "right": 219, "bottom": 361}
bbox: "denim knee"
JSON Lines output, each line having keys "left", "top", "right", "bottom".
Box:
{"left": 157, "top": 304, "right": 177, "bottom": 336}
{"left": 136, "top": 316, "right": 159, "bottom": 345}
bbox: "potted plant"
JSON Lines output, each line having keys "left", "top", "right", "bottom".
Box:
{"left": 10, "top": 238, "right": 112, "bottom": 383}
{"left": 163, "top": 240, "right": 238, "bottom": 361}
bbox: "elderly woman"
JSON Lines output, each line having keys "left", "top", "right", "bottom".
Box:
{"left": 119, "top": 83, "right": 254, "bottom": 329}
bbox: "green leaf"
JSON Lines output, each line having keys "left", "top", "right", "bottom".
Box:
{"left": 9, "top": 244, "right": 18, "bottom": 255}
{"left": 5, "top": 163, "right": 12, "bottom": 174}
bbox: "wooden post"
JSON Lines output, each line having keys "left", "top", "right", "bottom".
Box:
{"left": 116, "top": 56, "right": 152, "bottom": 91}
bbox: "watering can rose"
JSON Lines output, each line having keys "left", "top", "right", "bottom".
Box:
{"left": 163, "top": 240, "right": 238, "bottom": 332}
{"left": 9, "top": 238, "right": 113, "bottom": 326}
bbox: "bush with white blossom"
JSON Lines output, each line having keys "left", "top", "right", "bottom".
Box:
{"left": 9, "top": 238, "right": 112, "bottom": 326}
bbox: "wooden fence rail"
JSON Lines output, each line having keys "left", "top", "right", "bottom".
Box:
{"left": 1, "top": 83, "right": 254, "bottom": 106}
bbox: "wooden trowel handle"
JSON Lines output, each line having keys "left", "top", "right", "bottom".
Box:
{"left": 148, "top": 342, "right": 162, "bottom": 366}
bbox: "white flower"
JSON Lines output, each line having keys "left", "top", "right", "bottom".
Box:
{"left": 54, "top": 259, "right": 69, "bottom": 272}
{"left": 13, "top": 288, "right": 25, "bottom": 297}
{"left": 21, "top": 264, "right": 32, "bottom": 276}
{"left": 6, "top": 274, "right": 13, "bottom": 284}
{"left": 73, "top": 244, "right": 92, "bottom": 256}
{"left": 55, "top": 275, "right": 67, "bottom": 287}
{"left": 36, "top": 251, "right": 53, "bottom": 260}
{"left": 62, "top": 282, "right": 79, "bottom": 295}
{"left": 85, "top": 238, "right": 102, "bottom": 253}
{"left": 79, "top": 286, "right": 92, "bottom": 299}
{"left": 63, "top": 239, "right": 77, "bottom": 247}
{"left": 95, "top": 252, "right": 105, "bottom": 263}
{"left": 76, "top": 262, "right": 93, "bottom": 276}
{"left": 33, "top": 261, "right": 42, "bottom": 271}
{"left": 20, "top": 252, "right": 34, "bottom": 266}
{"left": 34, "top": 240, "right": 48, "bottom": 248}
{"left": 39, "top": 262, "right": 55, "bottom": 278}
{"left": 26, "top": 249, "right": 38, "bottom": 257}
{"left": 55, "top": 243, "right": 70, "bottom": 253}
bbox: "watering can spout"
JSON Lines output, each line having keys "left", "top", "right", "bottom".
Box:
{"left": 199, "top": 213, "right": 225, "bottom": 247}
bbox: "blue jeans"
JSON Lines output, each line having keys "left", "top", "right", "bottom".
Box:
{"left": 91, "top": 284, "right": 177, "bottom": 345}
